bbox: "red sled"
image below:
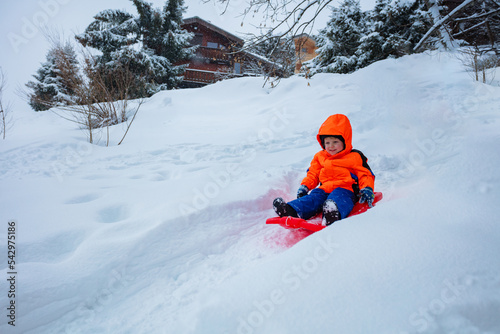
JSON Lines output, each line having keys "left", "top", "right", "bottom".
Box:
{"left": 266, "top": 192, "right": 383, "bottom": 232}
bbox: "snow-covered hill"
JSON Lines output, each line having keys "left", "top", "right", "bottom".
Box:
{"left": 1, "top": 52, "right": 500, "bottom": 334}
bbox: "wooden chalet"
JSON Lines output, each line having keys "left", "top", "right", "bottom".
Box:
{"left": 179, "top": 16, "right": 279, "bottom": 87}
{"left": 293, "top": 34, "right": 318, "bottom": 74}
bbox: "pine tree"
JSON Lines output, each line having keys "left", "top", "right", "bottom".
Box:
{"left": 308, "top": 0, "right": 431, "bottom": 74}
{"left": 161, "top": 0, "right": 193, "bottom": 62}
{"left": 311, "top": 0, "right": 365, "bottom": 74}
{"left": 355, "top": 0, "right": 387, "bottom": 68}
{"left": 75, "top": 9, "right": 138, "bottom": 62}
{"left": 364, "top": 0, "right": 430, "bottom": 60}
{"left": 26, "top": 43, "right": 81, "bottom": 111}
{"left": 76, "top": 0, "right": 194, "bottom": 99}
{"left": 132, "top": 0, "right": 194, "bottom": 90}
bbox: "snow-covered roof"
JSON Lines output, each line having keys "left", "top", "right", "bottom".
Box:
{"left": 182, "top": 16, "right": 244, "bottom": 45}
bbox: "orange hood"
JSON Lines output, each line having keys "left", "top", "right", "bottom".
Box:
{"left": 316, "top": 114, "right": 353, "bottom": 155}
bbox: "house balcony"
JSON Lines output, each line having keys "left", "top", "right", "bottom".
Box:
{"left": 183, "top": 68, "right": 218, "bottom": 84}
{"left": 181, "top": 68, "right": 242, "bottom": 87}
{"left": 193, "top": 46, "right": 232, "bottom": 63}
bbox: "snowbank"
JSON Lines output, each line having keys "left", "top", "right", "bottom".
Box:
{"left": 1, "top": 52, "right": 499, "bottom": 334}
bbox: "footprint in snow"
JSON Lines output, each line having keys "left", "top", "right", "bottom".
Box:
{"left": 98, "top": 204, "right": 129, "bottom": 223}
{"left": 65, "top": 193, "right": 100, "bottom": 204}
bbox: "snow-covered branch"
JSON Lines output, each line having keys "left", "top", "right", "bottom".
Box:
{"left": 414, "top": 0, "right": 476, "bottom": 52}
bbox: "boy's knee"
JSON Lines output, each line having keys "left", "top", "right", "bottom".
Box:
{"left": 322, "top": 199, "right": 340, "bottom": 226}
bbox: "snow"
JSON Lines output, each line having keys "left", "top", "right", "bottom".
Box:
{"left": 1, "top": 52, "right": 500, "bottom": 334}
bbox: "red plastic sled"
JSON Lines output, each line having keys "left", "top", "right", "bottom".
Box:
{"left": 266, "top": 192, "right": 383, "bottom": 232}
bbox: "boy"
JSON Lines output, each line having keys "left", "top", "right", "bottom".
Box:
{"left": 273, "top": 114, "right": 375, "bottom": 226}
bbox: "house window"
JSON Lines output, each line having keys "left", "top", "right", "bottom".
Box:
{"left": 207, "top": 42, "right": 218, "bottom": 49}
{"left": 234, "top": 62, "right": 241, "bottom": 74}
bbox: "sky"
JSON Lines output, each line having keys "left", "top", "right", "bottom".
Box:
{"left": 0, "top": 0, "right": 375, "bottom": 111}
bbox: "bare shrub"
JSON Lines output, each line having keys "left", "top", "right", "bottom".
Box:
{"left": 0, "top": 68, "right": 11, "bottom": 140}
{"left": 54, "top": 51, "right": 144, "bottom": 146}
{"left": 457, "top": 47, "right": 498, "bottom": 84}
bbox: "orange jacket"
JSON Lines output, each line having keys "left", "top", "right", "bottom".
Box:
{"left": 301, "top": 114, "right": 375, "bottom": 193}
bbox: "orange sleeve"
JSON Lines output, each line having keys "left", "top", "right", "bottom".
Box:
{"left": 351, "top": 154, "right": 375, "bottom": 190}
{"left": 301, "top": 152, "right": 322, "bottom": 190}
{"left": 357, "top": 171, "right": 375, "bottom": 190}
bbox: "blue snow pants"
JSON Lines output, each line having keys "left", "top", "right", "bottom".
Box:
{"left": 287, "top": 187, "right": 357, "bottom": 220}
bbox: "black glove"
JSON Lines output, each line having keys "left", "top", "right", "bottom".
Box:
{"left": 297, "top": 185, "right": 309, "bottom": 198}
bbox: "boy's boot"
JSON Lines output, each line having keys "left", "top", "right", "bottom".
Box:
{"left": 273, "top": 198, "right": 298, "bottom": 217}
{"left": 322, "top": 199, "right": 340, "bottom": 226}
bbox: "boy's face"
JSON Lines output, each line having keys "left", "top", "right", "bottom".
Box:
{"left": 324, "top": 137, "right": 344, "bottom": 155}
